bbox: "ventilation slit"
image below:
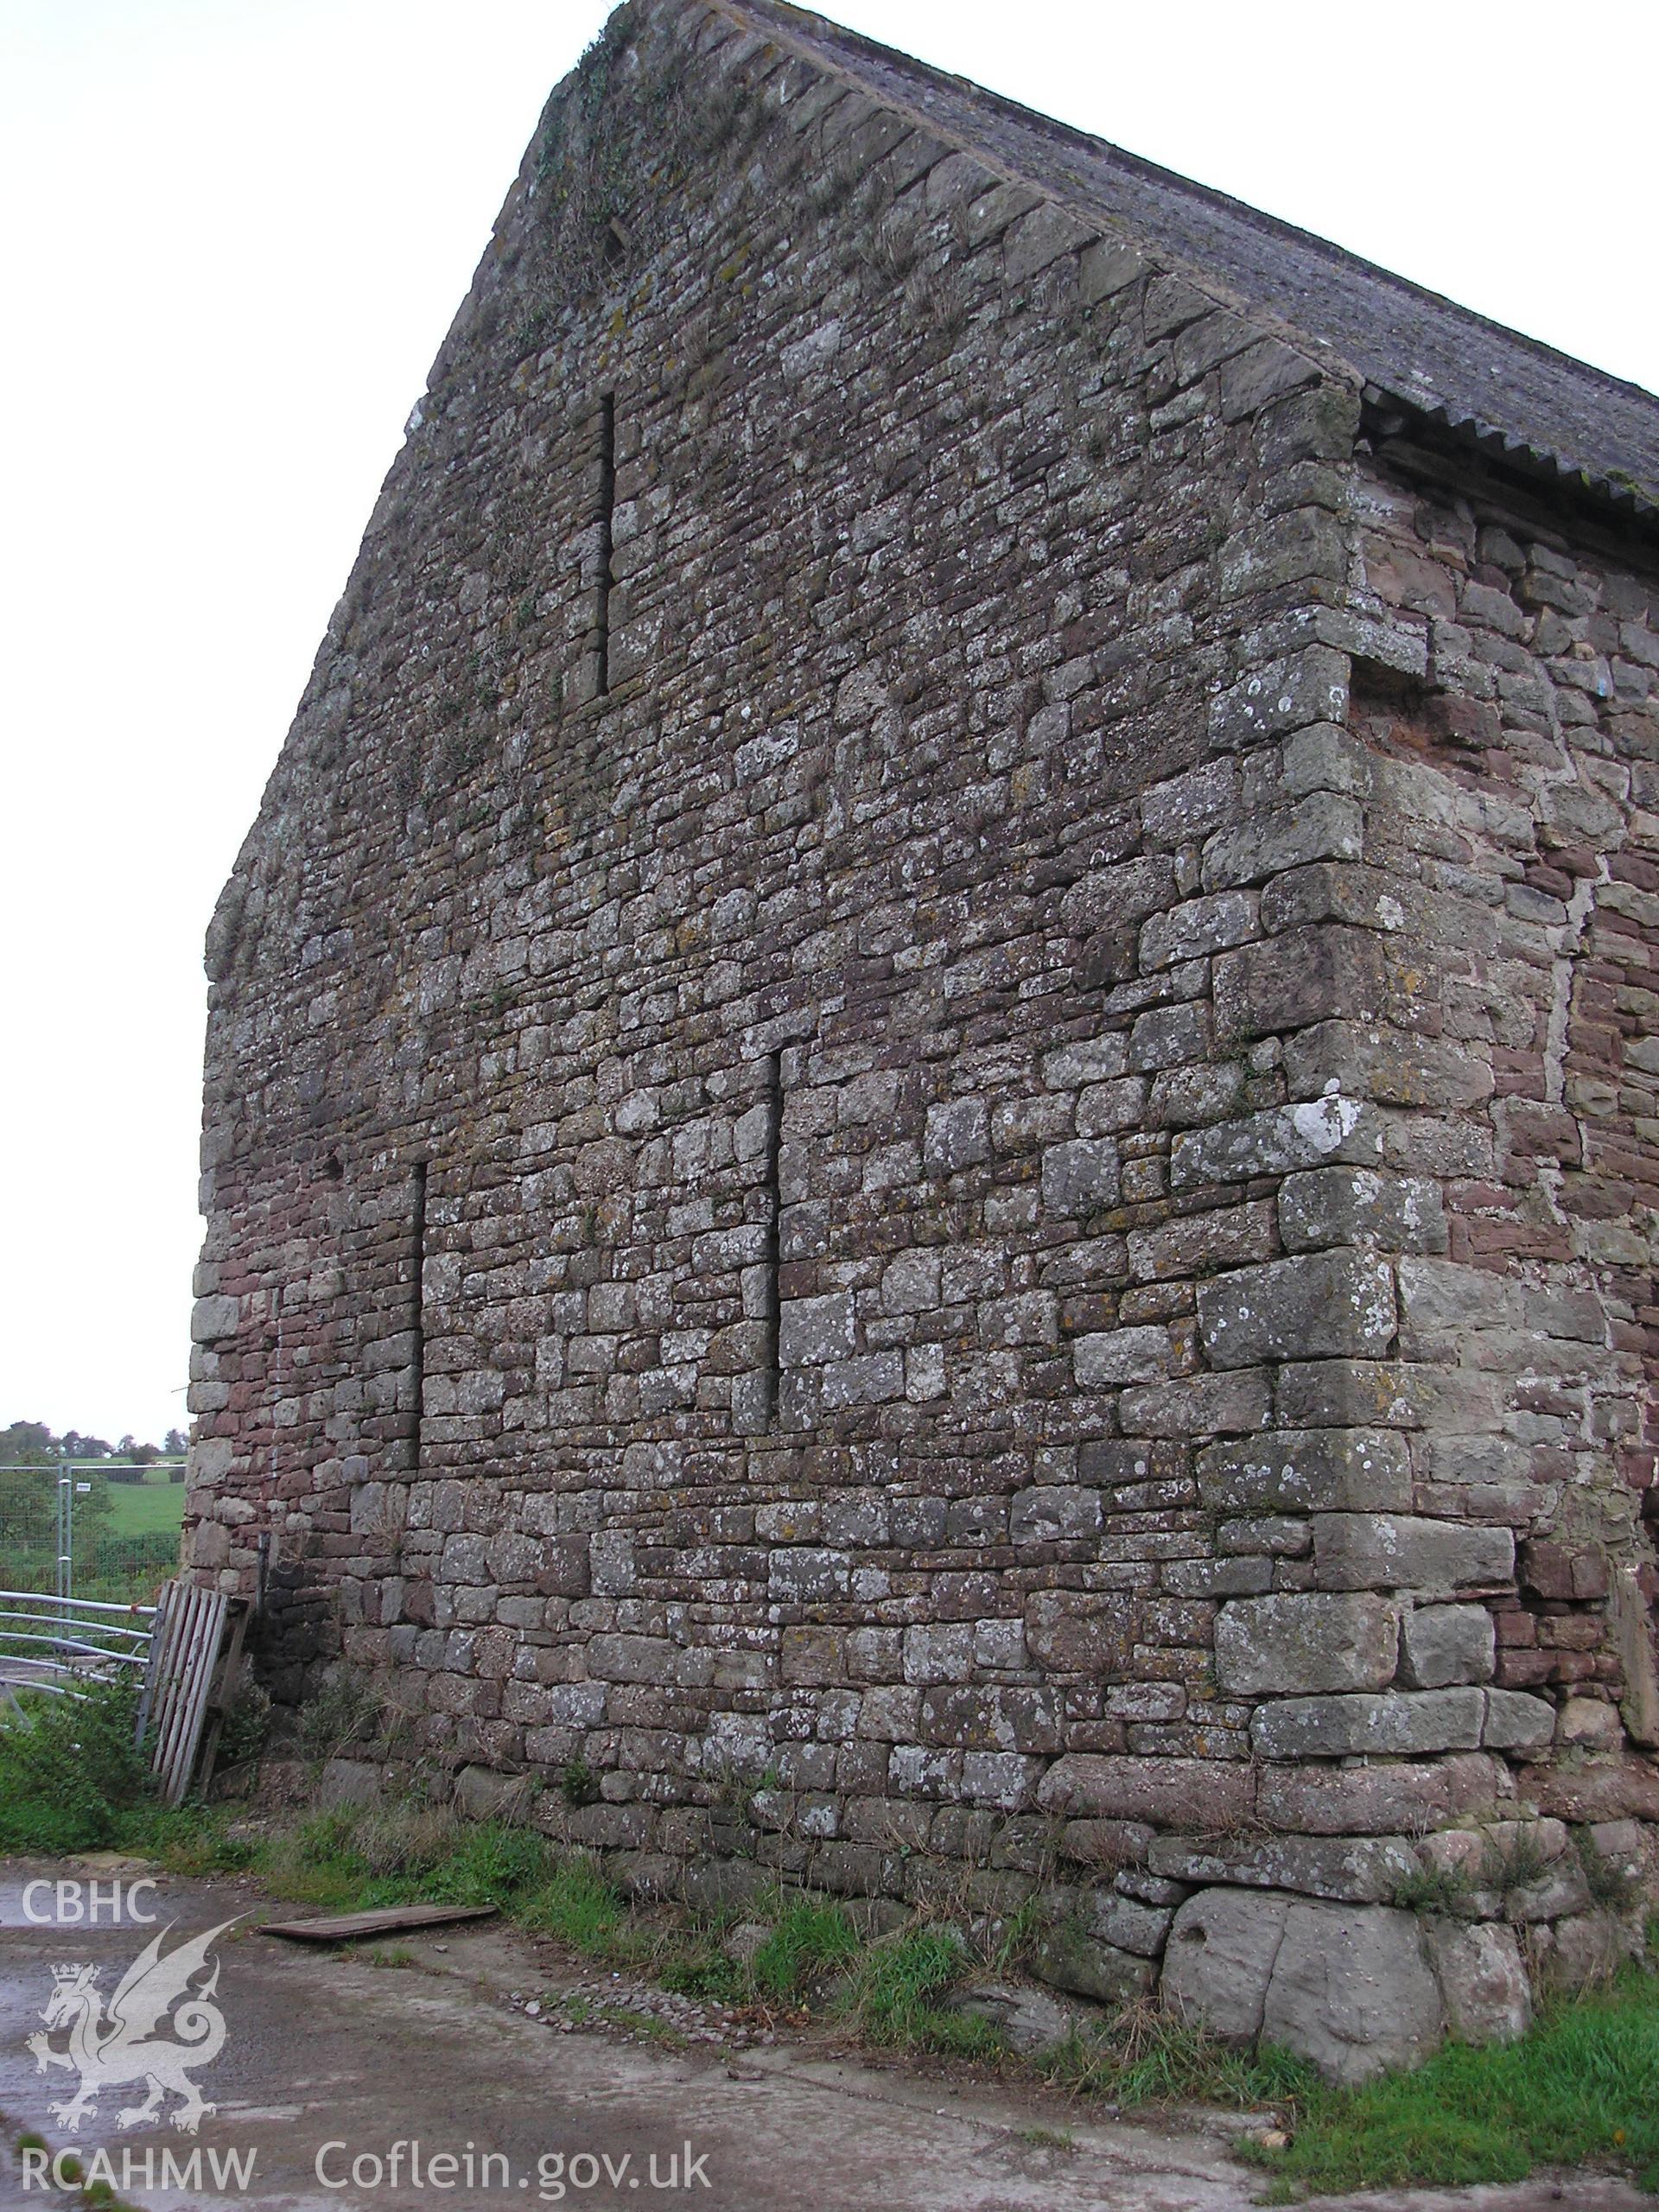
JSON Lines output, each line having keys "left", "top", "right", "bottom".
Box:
{"left": 595, "top": 392, "right": 616, "bottom": 696}
{"left": 760, "top": 1052, "right": 782, "bottom": 1427}
{"left": 410, "top": 1160, "right": 428, "bottom": 1467}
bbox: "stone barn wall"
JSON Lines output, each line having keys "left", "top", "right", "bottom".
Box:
{"left": 189, "top": 0, "right": 1659, "bottom": 2076}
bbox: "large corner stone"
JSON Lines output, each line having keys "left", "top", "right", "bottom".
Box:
{"left": 190, "top": 1294, "right": 240, "bottom": 1344}
{"left": 1147, "top": 1831, "right": 1418, "bottom": 1904}
{"left": 1165, "top": 1891, "right": 1446, "bottom": 2082}
{"left": 1279, "top": 1166, "right": 1447, "bottom": 1255}
{"left": 1313, "top": 1514, "right": 1514, "bottom": 1595}
{"left": 1211, "top": 925, "right": 1386, "bottom": 1045}
{"left": 1206, "top": 646, "right": 1350, "bottom": 753}
{"left": 1170, "top": 1095, "right": 1382, "bottom": 1190}
{"left": 1198, "top": 1251, "right": 1396, "bottom": 1369}
{"left": 1421, "top": 1918, "right": 1532, "bottom": 2045}
{"left": 1257, "top": 1752, "right": 1503, "bottom": 1837}
{"left": 1196, "top": 1429, "right": 1410, "bottom": 1514}
{"left": 1251, "top": 1689, "right": 1485, "bottom": 1759}
{"left": 1162, "top": 1888, "right": 1289, "bottom": 2043}
{"left": 1398, "top": 1603, "right": 1496, "bottom": 1688}
{"left": 1215, "top": 1592, "right": 1399, "bottom": 1697}
{"left": 1037, "top": 1753, "right": 1255, "bottom": 1829}
{"left": 1261, "top": 1902, "right": 1444, "bottom": 2082}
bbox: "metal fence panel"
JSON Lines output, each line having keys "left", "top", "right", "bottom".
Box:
{"left": 0, "top": 1462, "right": 185, "bottom": 1605}
{"left": 0, "top": 1466, "right": 66, "bottom": 1597}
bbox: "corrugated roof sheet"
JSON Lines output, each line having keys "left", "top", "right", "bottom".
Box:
{"left": 711, "top": 0, "right": 1659, "bottom": 522}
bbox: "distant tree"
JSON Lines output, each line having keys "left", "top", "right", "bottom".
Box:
{"left": 163, "top": 1428, "right": 187, "bottom": 1457}
{"left": 0, "top": 1421, "right": 55, "bottom": 1465}
{"left": 0, "top": 1470, "right": 57, "bottom": 1551}
{"left": 3, "top": 1421, "right": 158, "bottom": 1468}
{"left": 61, "top": 1431, "right": 113, "bottom": 1461}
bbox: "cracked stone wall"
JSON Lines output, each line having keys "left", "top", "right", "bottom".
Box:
{"left": 188, "top": 0, "right": 1659, "bottom": 2078}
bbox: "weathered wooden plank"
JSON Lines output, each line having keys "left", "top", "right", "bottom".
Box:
{"left": 259, "top": 1904, "right": 499, "bottom": 1943}
{"left": 139, "top": 1581, "right": 247, "bottom": 1807}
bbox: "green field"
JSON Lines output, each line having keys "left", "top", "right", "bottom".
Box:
{"left": 81, "top": 1468, "right": 185, "bottom": 1599}
{"left": 101, "top": 1469, "right": 188, "bottom": 1540}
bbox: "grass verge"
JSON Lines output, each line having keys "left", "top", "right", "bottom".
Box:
{"left": 0, "top": 1678, "right": 165, "bottom": 1857}
{"left": 1247, "top": 1958, "right": 1659, "bottom": 2200}
{"left": 1039, "top": 2000, "right": 1318, "bottom": 2112}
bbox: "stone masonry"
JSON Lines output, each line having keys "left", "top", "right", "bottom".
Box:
{"left": 190, "top": 0, "right": 1659, "bottom": 2077}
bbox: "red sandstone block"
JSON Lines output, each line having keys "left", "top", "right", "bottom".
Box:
{"left": 1440, "top": 1200, "right": 1518, "bottom": 1236}
{"left": 1428, "top": 694, "right": 1500, "bottom": 749}
{"left": 1538, "top": 1617, "right": 1603, "bottom": 1651}
{"left": 1459, "top": 1220, "right": 1568, "bottom": 1262}
{"left": 1448, "top": 1224, "right": 1528, "bottom": 1268}
{"left": 1495, "top": 1649, "right": 1554, "bottom": 1688}
{"left": 1575, "top": 1025, "right": 1624, "bottom": 1070}
{"left": 1502, "top": 1103, "right": 1583, "bottom": 1165}
{"left": 1494, "top": 1613, "right": 1537, "bottom": 1646}
{"left": 1519, "top": 1540, "right": 1575, "bottom": 1599}
{"left": 1530, "top": 1760, "right": 1659, "bottom": 1821}
{"left": 1571, "top": 1549, "right": 1611, "bottom": 1601}
{"left": 1491, "top": 1047, "right": 1546, "bottom": 1085}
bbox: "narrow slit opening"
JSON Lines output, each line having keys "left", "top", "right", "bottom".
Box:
{"left": 410, "top": 1160, "right": 428, "bottom": 1465}
{"left": 595, "top": 392, "right": 616, "bottom": 696}
{"left": 760, "top": 1053, "right": 782, "bottom": 1427}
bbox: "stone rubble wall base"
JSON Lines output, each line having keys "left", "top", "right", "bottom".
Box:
{"left": 291, "top": 1744, "right": 1656, "bottom": 2083}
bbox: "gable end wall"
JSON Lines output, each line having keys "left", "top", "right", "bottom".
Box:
{"left": 187, "top": 0, "right": 1659, "bottom": 2075}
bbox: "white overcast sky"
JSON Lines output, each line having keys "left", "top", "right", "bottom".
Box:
{"left": 1, "top": 0, "right": 1654, "bottom": 1450}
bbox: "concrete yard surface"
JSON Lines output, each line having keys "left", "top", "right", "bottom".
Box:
{"left": 0, "top": 1864, "right": 1648, "bottom": 2212}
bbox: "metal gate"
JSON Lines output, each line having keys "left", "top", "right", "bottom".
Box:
{"left": 0, "top": 1578, "right": 247, "bottom": 1808}
{"left": 0, "top": 1587, "right": 157, "bottom": 1700}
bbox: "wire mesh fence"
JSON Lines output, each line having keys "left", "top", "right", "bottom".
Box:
{"left": 0, "top": 1465, "right": 67, "bottom": 1598}
{"left": 0, "top": 1462, "right": 186, "bottom": 1606}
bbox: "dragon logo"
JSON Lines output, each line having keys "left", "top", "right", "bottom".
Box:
{"left": 27, "top": 1918, "right": 238, "bottom": 2135}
